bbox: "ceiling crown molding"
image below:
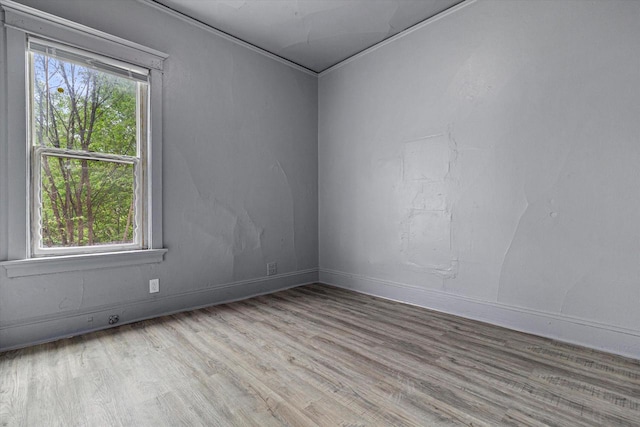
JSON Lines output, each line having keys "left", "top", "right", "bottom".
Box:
{"left": 137, "top": 0, "right": 318, "bottom": 76}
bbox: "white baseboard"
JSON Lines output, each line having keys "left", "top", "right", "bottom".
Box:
{"left": 0, "top": 268, "right": 318, "bottom": 352}
{"left": 319, "top": 268, "right": 640, "bottom": 360}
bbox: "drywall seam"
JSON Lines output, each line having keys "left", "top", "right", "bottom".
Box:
{"left": 136, "top": 0, "right": 317, "bottom": 76}
{"left": 0, "top": 267, "right": 319, "bottom": 329}
{"left": 319, "top": 268, "right": 640, "bottom": 359}
{"left": 318, "top": 0, "right": 476, "bottom": 77}
{"left": 0, "top": 268, "right": 319, "bottom": 351}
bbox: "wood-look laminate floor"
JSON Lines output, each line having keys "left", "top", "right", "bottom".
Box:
{"left": 1, "top": 284, "right": 639, "bottom": 426}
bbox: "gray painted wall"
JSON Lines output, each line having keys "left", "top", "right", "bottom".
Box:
{"left": 0, "top": 0, "right": 318, "bottom": 349}
{"left": 319, "top": 0, "right": 640, "bottom": 358}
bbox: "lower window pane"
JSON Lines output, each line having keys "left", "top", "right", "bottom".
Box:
{"left": 39, "top": 155, "right": 136, "bottom": 248}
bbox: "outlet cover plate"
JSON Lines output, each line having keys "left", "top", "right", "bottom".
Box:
{"left": 267, "top": 262, "right": 277, "bottom": 276}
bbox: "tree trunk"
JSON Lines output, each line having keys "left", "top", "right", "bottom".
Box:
{"left": 122, "top": 196, "right": 134, "bottom": 243}
{"left": 41, "top": 159, "right": 67, "bottom": 246}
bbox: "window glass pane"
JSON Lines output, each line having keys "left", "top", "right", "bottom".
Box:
{"left": 32, "top": 52, "right": 139, "bottom": 156}
{"left": 40, "top": 155, "right": 136, "bottom": 248}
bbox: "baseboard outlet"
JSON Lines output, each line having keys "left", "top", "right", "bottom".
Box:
{"left": 319, "top": 268, "right": 640, "bottom": 360}
{"left": 0, "top": 268, "right": 318, "bottom": 352}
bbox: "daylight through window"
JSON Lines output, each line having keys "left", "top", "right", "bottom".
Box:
{"left": 29, "top": 38, "right": 150, "bottom": 256}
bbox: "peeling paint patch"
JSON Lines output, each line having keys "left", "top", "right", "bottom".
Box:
{"left": 410, "top": 182, "right": 447, "bottom": 211}
{"left": 181, "top": 195, "right": 265, "bottom": 282}
{"left": 398, "top": 131, "right": 458, "bottom": 279}
{"left": 402, "top": 134, "right": 449, "bottom": 182}
{"left": 231, "top": 208, "right": 264, "bottom": 256}
{"left": 401, "top": 210, "right": 457, "bottom": 278}
{"left": 58, "top": 297, "right": 74, "bottom": 310}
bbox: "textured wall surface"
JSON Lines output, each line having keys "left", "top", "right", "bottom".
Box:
{"left": 0, "top": 0, "right": 318, "bottom": 349}
{"left": 319, "top": 0, "right": 640, "bottom": 356}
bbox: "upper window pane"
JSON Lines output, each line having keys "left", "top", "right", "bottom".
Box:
{"left": 31, "top": 44, "right": 143, "bottom": 157}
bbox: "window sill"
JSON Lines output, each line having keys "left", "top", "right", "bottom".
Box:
{"left": 0, "top": 249, "right": 168, "bottom": 278}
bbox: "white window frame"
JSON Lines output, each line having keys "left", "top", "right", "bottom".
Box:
{"left": 0, "top": 0, "right": 168, "bottom": 274}
{"left": 29, "top": 38, "right": 150, "bottom": 256}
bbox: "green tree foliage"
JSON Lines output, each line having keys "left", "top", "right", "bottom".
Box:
{"left": 33, "top": 53, "right": 140, "bottom": 248}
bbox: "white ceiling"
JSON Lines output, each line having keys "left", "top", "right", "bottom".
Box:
{"left": 153, "top": 0, "right": 463, "bottom": 73}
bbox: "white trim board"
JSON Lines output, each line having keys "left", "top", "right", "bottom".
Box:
{"left": 1, "top": 249, "right": 168, "bottom": 278}
{"left": 319, "top": 268, "right": 640, "bottom": 360}
{"left": 0, "top": 268, "right": 319, "bottom": 351}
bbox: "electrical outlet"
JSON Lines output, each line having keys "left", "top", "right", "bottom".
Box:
{"left": 267, "top": 262, "right": 277, "bottom": 276}
{"left": 108, "top": 314, "right": 119, "bottom": 325}
{"left": 149, "top": 278, "right": 159, "bottom": 293}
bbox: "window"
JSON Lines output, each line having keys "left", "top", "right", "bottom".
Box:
{"left": 29, "top": 39, "right": 150, "bottom": 256}
{"left": 1, "top": 0, "right": 167, "bottom": 275}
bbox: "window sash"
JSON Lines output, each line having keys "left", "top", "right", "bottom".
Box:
{"left": 34, "top": 147, "right": 138, "bottom": 164}
{"left": 28, "top": 40, "right": 150, "bottom": 257}
{"left": 29, "top": 37, "right": 149, "bottom": 83}
{"left": 32, "top": 149, "right": 144, "bottom": 255}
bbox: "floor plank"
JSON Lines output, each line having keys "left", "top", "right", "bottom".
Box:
{"left": 1, "top": 283, "right": 639, "bottom": 426}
